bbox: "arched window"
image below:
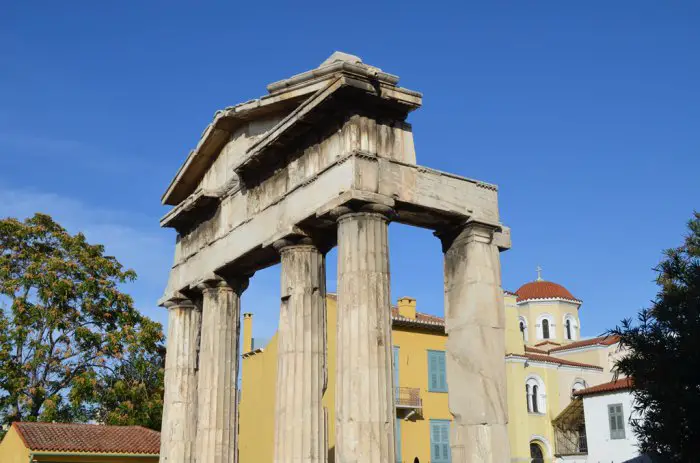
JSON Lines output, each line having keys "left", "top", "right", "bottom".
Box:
{"left": 530, "top": 442, "right": 544, "bottom": 463}
{"left": 525, "top": 384, "right": 531, "bottom": 412}
{"left": 526, "top": 376, "right": 546, "bottom": 414}
{"left": 571, "top": 379, "right": 587, "bottom": 398}
{"left": 563, "top": 314, "right": 577, "bottom": 341}
{"left": 518, "top": 316, "right": 529, "bottom": 342}
{"left": 532, "top": 385, "right": 539, "bottom": 413}
{"left": 536, "top": 314, "right": 555, "bottom": 340}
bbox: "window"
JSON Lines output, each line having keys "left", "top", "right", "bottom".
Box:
{"left": 532, "top": 385, "right": 539, "bottom": 413}
{"left": 571, "top": 380, "right": 586, "bottom": 398}
{"left": 395, "top": 418, "right": 402, "bottom": 462}
{"left": 428, "top": 350, "right": 447, "bottom": 392}
{"left": 525, "top": 384, "right": 532, "bottom": 412}
{"left": 536, "top": 314, "right": 555, "bottom": 340}
{"left": 578, "top": 423, "right": 588, "bottom": 453}
{"left": 563, "top": 314, "right": 577, "bottom": 341}
{"left": 430, "top": 420, "right": 451, "bottom": 463}
{"left": 526, "top": 376, "right": 546, "bottom": 414}
{"left": 608, "top": 403, "right": 626, "bottom": 440}
{"left": 529, "top": 442, "right": 544, "bottom": 463}
{"left": 518, "top": 316, "right": 529, "bottom": 342}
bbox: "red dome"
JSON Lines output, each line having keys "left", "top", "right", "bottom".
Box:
{"left": 515, "top": 280, "right": 580, "bottom": 303}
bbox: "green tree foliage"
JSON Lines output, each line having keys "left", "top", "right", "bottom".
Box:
{"left": 0, "top": 213, "right": 164, "bottom": 432}
{"left": 610, "top": 212, "right": 700, "bottom": 461}
{"left": 91, "top": 346, "right": 165, "bottom": 429}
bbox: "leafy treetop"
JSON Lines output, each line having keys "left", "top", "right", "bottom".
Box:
{"left": 0, "top": 213, "right": 164, "bottom": 430}
{"left": 611, "top": 212, "right": 700, "bottom": 462}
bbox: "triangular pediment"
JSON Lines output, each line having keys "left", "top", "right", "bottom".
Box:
{"left": 161, "top": 94, "right": 307, "bottom": 206}
{"left": 161, "top": 52, "right": 421, "bottom": 206}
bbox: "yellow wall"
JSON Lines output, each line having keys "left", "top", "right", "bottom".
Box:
{"left": 518, "top": 300, "right": 581, "bottom": 346}
{"left": 552, "top": 345, "right": 619, "bottom": 378}
{"left": 0, "top": 427, "right": 30, "bottom": 463}
{"left": 239, "top": 293, "right": 611, "bottom": 463}
{"left": 505, "top": 293, "right": 525, "bottom": 355}
{"left": 239, "top": 331, "right": 279, "bottom": 463}
{"left": 238, "top": 296, "right": 451, "bottom": 463}
{"left": 392, "top": 325, "right": 450, "bottom": 463}
{"left": 239, "top": 296, "right": 339, "bottom": 461}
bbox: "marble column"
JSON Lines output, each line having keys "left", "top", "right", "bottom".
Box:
{"left": 195, "top": 276, "right": 248, "bottom": 463}
{"left": 440, "top": 222, "right": 510, "bottom": 462}
{"left": 273, "top": 238, "right": 327, "bottom": 463}
{"left": 160, "top": 297, "right": 201, "bottom": 463}
{"left": 334, "top": 204, "right": 395, "bottom": 463}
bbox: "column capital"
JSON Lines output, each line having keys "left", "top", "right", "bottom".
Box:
{"left": 272, "top": 235, "right": 315, "bottom": 252}
{"left": 329, "top": 202, "right": 396, "bottom": 222}
{"left": 161, "top": 294, "right": 196, "bottom": 310}
{"left": 272, "top": 229, "right": 335, "bottom": 255}
{"left": 435, "top": 220, "right": 500, "bottom": 252}
{"left": 196, "top": 274, "right": 250, "bottom": 295}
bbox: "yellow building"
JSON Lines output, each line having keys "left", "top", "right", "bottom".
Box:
{"left": 238, "top": 276, "right": 620, "bottom": 463}
{"left": 0, "top": 422, "right": 160, "bottom": 463}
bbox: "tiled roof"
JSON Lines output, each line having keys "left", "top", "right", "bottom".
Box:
{"left": 391, "top": 311, "right": 446, "bottom": 332}
{"left": 12, "top": 422, "right": 160, "bottom": 454}
{"left": 391, "top": 307, "right": 444, "bottom": 324}
{"left": 548, "top": 335, "right": 619, "bottom": 353}
{"left": 507, "top": 352, "right": 603, "bottom": 371}
{"left": 534, "top": 340, "right": 561, "bottom": 348}
{"left": 574, "top": 377, "right": 633, "bottom": 397}
{"left": 524, "top": 346, "right": 549, "bottom": 354}
{"left": 515, "top": 280, "right": 581, "bottom": 304}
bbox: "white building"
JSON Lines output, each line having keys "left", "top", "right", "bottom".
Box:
{"left": 575, "top": 378, "right": 651, "bottom": 463}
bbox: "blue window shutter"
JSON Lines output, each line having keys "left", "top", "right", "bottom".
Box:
{"left": 442, "top": 422, "right": 450, "bottom": 462}
{"left": 438, "top": 351, "right": 447, "bottom": 391}
{"left": 430, "top": 420, "right": 451, "bottom": 463}
{"left": 395, "top": 418, "right": 402, "bottom": 462}
{"left": 428, "top": 351, "right": 438, "bottom": 390}
{"left": 608, "top": 403, "right": 626, "bottom": 439}
{"left": 431, "top": 422, "right": 440, "bottom": 461}
{"left": 428, "top": 351, "right": 447, "bottom": 392}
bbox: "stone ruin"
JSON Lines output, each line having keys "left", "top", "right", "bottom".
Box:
{"left": 158, "top": 52, "right": 512, "bottom": 463}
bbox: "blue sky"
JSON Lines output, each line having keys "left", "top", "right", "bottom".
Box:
{"left": 1, "top": 2, "right": 698, "bottom": 343}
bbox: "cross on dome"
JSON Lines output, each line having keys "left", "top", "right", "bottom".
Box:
{"left": 536, "top": 265, "right": 543, "bottom": 281}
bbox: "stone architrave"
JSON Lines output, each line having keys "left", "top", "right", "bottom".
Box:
{"left": 440, "top": 222, "right": 510, "bottom": 462}
{"left": 273, "top": 237, "right": 328, "bottom": 463}
{"left": 159, "top": 297, "right": 201, "bottom": 463}
{"left": 334, "top": 204, "right": 396, "bottom": 463}
{"left": 195, "top": 276, "right": 248, "bottom": 463}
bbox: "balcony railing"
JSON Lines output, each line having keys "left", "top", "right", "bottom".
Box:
{"left": 395, "top": 387, "right": 422, "bottom": 409}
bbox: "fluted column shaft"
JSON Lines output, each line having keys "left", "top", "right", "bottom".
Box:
{"left": 441, "top": 223, "right": 510, "bottom": 462}
{"left": 335, "top": 206, "right": 395, "bottom": 463}
{"left": 196, "top": 277, "right": 248, "bottom": 463}
{"left": 160, "top": 298, "right": 201, "bottom": 463}
{"left": 274, "top": 241, "right": 327, "bottom": 463}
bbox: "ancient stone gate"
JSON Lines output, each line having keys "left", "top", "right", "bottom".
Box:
{"left": 159, "top": 52, "right": 511, "bottom": 463}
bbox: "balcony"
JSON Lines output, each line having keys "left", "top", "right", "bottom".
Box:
{"left": 395, "top": 387, "right": 422, "bottom": 409}
{"left": 553, "top": 398, "right": 588, "bottom": 458}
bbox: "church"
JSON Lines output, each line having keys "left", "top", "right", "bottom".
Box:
{"left": 238, "top": 271, "right": 622, "bottom": 462}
